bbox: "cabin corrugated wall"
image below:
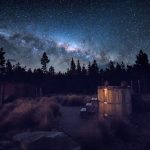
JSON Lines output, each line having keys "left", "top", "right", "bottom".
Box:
{"left": 98, "top": 87, "right": 132, "bottom": 118}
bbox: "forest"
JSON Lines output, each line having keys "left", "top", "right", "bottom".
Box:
{"left": 0, "top": 47, "right": 150, "bottom": 95}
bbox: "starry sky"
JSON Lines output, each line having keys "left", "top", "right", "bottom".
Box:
{"left": 0, "top": 0, "right": 150, "bottom": 71}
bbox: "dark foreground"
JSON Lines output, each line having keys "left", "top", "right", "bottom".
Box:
{"left": 0, "top": 95, "right": 150, "bottom": 150}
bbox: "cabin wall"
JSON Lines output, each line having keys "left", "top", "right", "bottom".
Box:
{"left": 98, "top": 87, "right": 132, "bottom": 118}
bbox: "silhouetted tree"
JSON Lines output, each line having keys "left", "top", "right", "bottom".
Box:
{"left": 41, "top": 52, "right": 50, "bottom": 73}
{"left": 14, "top": 63, "right": 23, "bottom": 71}
{"left": 114, "top": 62, "right": 126, "bottom": 83}
{"left": 66, "top": 68, "right": 70, "bottom": 75}
{"left": 121, "top": 61, "right": 125, "bottom": 71}
{"left": 35, "top": 68, "right": 44, "bottom": 75}
{"left": 70, "top": 58, "right": 76, "bottom": 75}
{"left": 91, "top": 60, "right": 99, "bottom": 75}
{"left": 6, "top": 59, "right": 13, "bottom": 73}
{"left": 1, "top": 47, "right": 150, "bottom": 95}
{"left": 27, "top": 68, "right": 32, "bottom": 73}
{"left": 127, "top": 64, "right": 133, "bottom": 72}
{"left": 135, "top": 50, "right": 149, "bottom": 67}
{"left": 134, "top": 50, "right": 149, "bottom": 93}
{"left": 105, "top": 61, "right": 116, "bottom": 84}
{"left": 0, "top": 48, "right": 5, "bottom": 73}
{"left": 0, "top": 48, "right": 6, "bottom": 105}
{"left": 116, "top": 63, "right": 122, "bottom": 72}
{"left": 108, "top": 61, "right": 115, "bottom": 71}
{"left": 12, "top": 63, "right": 26, "bottom": 82}
{"left": 77, "top": 60, "right": 81, "bottom": 75}
{"left": 81, "top": 64, "right": 87, "bottom": 76}
{"left": 88, "top": 61, "right": 91, "bottom": 75}
{"left": 49, "top": 66, "right": 55, "bottom": 75}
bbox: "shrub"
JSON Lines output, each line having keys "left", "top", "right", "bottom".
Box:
{"left": 55, "top": 94, "right": 90, "bottom": 106}
{"left": 132, "top": 94, "right": 150, "bottom": 113}
{"left": 110, "top": 119, "right": 133, "bottom": 142}
{"left": 0, "top": 98, "right": 60, "bottom": 133}
{"left": 79, "top": 119, "right": 114, "bottom": 150}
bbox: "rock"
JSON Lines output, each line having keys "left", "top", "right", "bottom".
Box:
{"left": 13, "top": 131, "right": 81, "bottom": 150}
{"left": 0, "top": 140, "right": 21, "bottom": 150}
{"left": 0, "top": 140, "right": 12, "bottom": 146}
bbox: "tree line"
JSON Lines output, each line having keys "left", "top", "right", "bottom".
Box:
{"left": 0, "top": 47, "right": 150, "bottom": 95}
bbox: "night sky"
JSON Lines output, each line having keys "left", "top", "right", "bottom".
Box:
{"left": 0, "top": 0, "right": 150, "bottom": 71}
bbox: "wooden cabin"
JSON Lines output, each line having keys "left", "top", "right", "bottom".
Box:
{"left": 98, "top": 86, "right": 132, "bottom": 118}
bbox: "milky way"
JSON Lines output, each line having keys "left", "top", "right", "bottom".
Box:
{"left": 0, "top": 0, "right": 150, "bottom": 71}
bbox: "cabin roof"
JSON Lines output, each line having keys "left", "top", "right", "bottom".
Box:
{"left": 98, "top": 86, "right": 131, "bottom": 90}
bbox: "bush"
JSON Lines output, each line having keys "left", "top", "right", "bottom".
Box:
{"left": 132, "top": 94, "right": 150, "bottom": 113}
{"left": 79, "top": 119, "right": 114, "bottom": 150}
{"left": 79, "top": 118, "right": 135, "bottom": 150}
{"left": 0, "top": 98, "right": 60, "bottom": 133}
{"left": 110, "top": 119, "right": 134, "bottom": 141}
{"left": 51, "top": 94, "right": 92, "bottom": 106}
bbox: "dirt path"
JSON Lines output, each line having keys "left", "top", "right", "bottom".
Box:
{"left": 59, "top": 106, "right": 94, "bottom": 138}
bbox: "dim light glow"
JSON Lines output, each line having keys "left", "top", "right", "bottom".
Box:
{"left": 104, "top": 88, "right": 108, "bottom": 98}
{"left": 104, "top": 88, "right": 107, "bottom": 91}
{"left": 104, "top": 101, "right": 108, "bottom": 104}
{"left": 104, "top": 113, "right": 108, "bottom": 117}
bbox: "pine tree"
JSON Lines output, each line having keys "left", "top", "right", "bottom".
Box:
{"left": 135, "top": 50, "right": 149, "bottom": 93}
{"left": 27, "top": 68, "right": 32, "bottom": 73}
{"left": 70, "top": 58, "right": 76, "bottom": 75}
{"left": 49, "top": 66, "right": 55, "bottom": 75}
{"left": 108, "top": 61, "right": 115, "bottom": 71}
{"left": 0, "top": 48, "right": 5, "bottom": 73}
{"left": 135, "top": 50, "right": 149, "bottom": 67}
{"left": 116, "top": 63, "right": 122, "bottom": 72}
{"left": 6, "top": 59, "right": 12, "bottom": 72}
{"left": 121, "top": 61, "right": 125, "bottom": 71}
{"left": 0, "top": 48, "right": 5, "bottom": 105}
{"left": 77, "top": 60, "right": 81, "bottom": 75}
{"left": 91, "top": 60, "right": 99, "bottom": 75}
{"left": 66, "top": 68, "right": 70, "bottom": 75}
{"left": 15, "top": 62, "right": 21, "bottom": 71}
{"left": 41, "top": 52, "right": 50, "bottom": 73}
{"left": 81, "top": 64, "right": 87, "bottom": 76}
{"left": 88, "top": 61, "right": 91, "bottom": 75}
{"left": 14, "top": 63, "right": 26, "bottom": 73}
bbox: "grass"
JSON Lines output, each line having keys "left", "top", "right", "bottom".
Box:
{"left": 79, "top": 119, "right": 136, "bottom": 150}
{"left": 45, "top": 94, "right": 93, "bottom": 106}
{"left": 0, "top": 94, "right": 92, "bottom": 135}
{"left": 0, "top": 94, "right": 150, "bottom": 150}
{"left": 0, "top": 97, "right": 60, "bottom": 137}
